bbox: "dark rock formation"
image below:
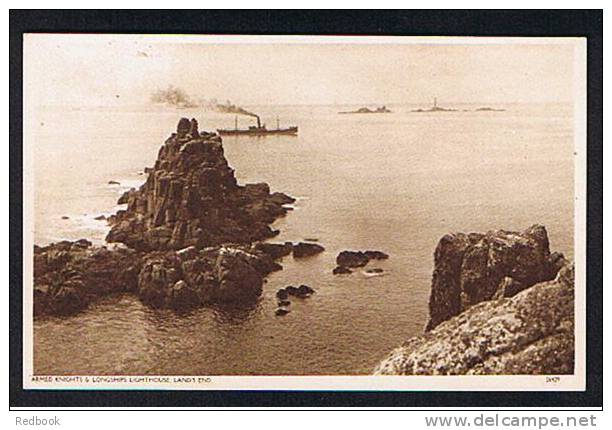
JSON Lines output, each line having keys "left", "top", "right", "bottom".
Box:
{"left": 33, "top": 240, "right": 142, "bottom": 316}
{"left": 275, "top": 308, "right": 290, "bottom": 316}
{"left": 426, "top": 225, "right": 564, "bottom": 331}
{"left": 335, "top": 250, "right": 388, "bottom": 268}
{"left": 34, "top": 118, "right": 296, "bottom": 316}
{"left": 332, "top": 266, "right": 352, "bottom": 275}
{"left": 117, "top": 189, "right": 135, "bottom": 205}
{"left": 375, "top": 263, "right": 574, "bottom": 375}
{"left": 366, "top": 268, "right": 384, "bottom": 274}
{"left": 278, "top": 285, "right": 315, "bottom": 299}
{"left": 106, "top": 118, "right": 295, "bottom": 251}
{"left": 364, "top": 250, "right": 389, "bottom": 260}
{"left": 293, "top": 242, "right": 325, "bottom": 258}
{"left": 339, "top": 106, "right": 392, "bottom": 114}
{"left": 374, "top": 225, "right": 574, "bottom": 375}
{"left": 34, "top": 240, "right": 281, "bottom": 315}
{"left": 137, "top": 245, "right": 278, "bottom": 309}
{"left": 254, "top": 242, "right": 293, "bottom": 259}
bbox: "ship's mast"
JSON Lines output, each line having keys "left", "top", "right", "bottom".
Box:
{"left": 234, "top": 116, "right": 238, "bottom": 130}
{"left": 434, "top": 97, "right": 437, "bottom": 108}
{"left": 276, "top": 116, "right": 280, "bottom": 130}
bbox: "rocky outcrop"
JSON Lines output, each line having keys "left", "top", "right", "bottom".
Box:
{"left": 277, "top": 285, "right": 315, "bottom": 299}
{"left": 333, "top": 249, "right": 389, "bottom": 273}
{"left": 106, "top": 118, "right": 294, "bottom": 251}
{"left": 33, "top": 240, "right": 142, "bottom": 316}
{"left": 292, "top": 242, "right": 325, "bottom": 258}
{"left": 137, "top": 245, "right": 280, "bottom": 309}
{"left": 426, "top": 225, "right": 564, "bottom": 330}
{"left": 375, "top": 263, "right": 574, "bottom": 375}
{"left": 374, "top": 225, "right": 574, "bottom": 375}
{"left": 34, "top": 119, "right": 296, "bottom": 316}
{"left": 34, "top": 240, "right": 282, "bottom": 315}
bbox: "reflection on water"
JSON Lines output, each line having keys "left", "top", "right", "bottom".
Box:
{"left": 32, "top": 103, "right": 574, "bottom": 375}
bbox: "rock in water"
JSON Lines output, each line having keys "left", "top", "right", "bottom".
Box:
{"left": 254, "top": 242, "right": 293, "bottom": 259}
{"left": 137, "top": 245, "right": 274, "bottom": 308}
{"left": 34, "top": 120, "right": 295, "bottom": 316}
{"left": 335, "top": 250, "right": 388, "bottom": 269}
{"left": 293, "top": 242, "right": 325, "bottom": 258}
{"left": 375, "top": 263, "right": 574, "bottom": 375}
{"left": 426, "top": 225, "right": 564, "bottom": 331}
{"left": 336, "top": 251, "right": 369, "bottom": 267}
{"left": 105, "top": 118, "right": 294, "bottom": 251}
{"left": 332, "top": 266, "right": 352, "bottom": 275}
{"left": 33, "top": 240, "right": 142, "bottom": 316}
{"left": 364, "top": 250, "right": 389, "bottom": 260}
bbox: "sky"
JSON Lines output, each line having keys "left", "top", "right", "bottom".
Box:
{"left": 24, "top": 35, "right": 580, "bottom": 107}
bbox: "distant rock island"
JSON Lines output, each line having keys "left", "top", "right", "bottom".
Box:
{"left": 375, "top": 225, "right": 574, "bottom": 375}
{"left": 339, "top": 105, "right": 392, "bottom": 114}
{"left": 411, "top": 98, "right": 457, "bottom": 113}
{"left": 411, "top": 99, "right": 506, "bottom": 113}
{"left": 475, "top": 106, "right": 506, "bottom": 112}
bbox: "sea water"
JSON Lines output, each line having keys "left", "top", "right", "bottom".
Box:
{"left": 31, "top": 103, "right": 574, "bottom": 375}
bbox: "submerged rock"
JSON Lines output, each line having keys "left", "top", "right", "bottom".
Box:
{"left": 275, "top": 308, "right": 290, "bottom": 316}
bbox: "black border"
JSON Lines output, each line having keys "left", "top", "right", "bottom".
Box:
{"left": 9, "top": 9, "right": 603, "bottom": 409}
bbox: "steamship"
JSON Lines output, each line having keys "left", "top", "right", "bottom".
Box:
{"left": 217, "top": 116, "right": 298, "bottom": 136}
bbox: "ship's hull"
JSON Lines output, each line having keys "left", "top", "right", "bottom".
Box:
{"left": 217, "top": 127, "right": 298, "bottom": 136}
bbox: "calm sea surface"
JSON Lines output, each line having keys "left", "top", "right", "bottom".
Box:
{"left": 31, "top": 103, "right": 574, "bottom": 375}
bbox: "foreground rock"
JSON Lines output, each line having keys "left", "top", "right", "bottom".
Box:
{"left": 34, "top": 240, "right": 282, "bottom": 315}
{"left": 374, "top": 225, "right": 574, "bottom": 375}
{"left": 375, "top": 263, "right": 574, "bottom": 375}
{"left": 427, "top": 224, "right": 564, "bottom": 330}
{"left": 106, "top": 118, "right": 294, "bottom": 251}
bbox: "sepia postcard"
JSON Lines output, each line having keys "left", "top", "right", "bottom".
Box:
{"left": 22, "top": 34, "right": 587, "bottom": 391}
